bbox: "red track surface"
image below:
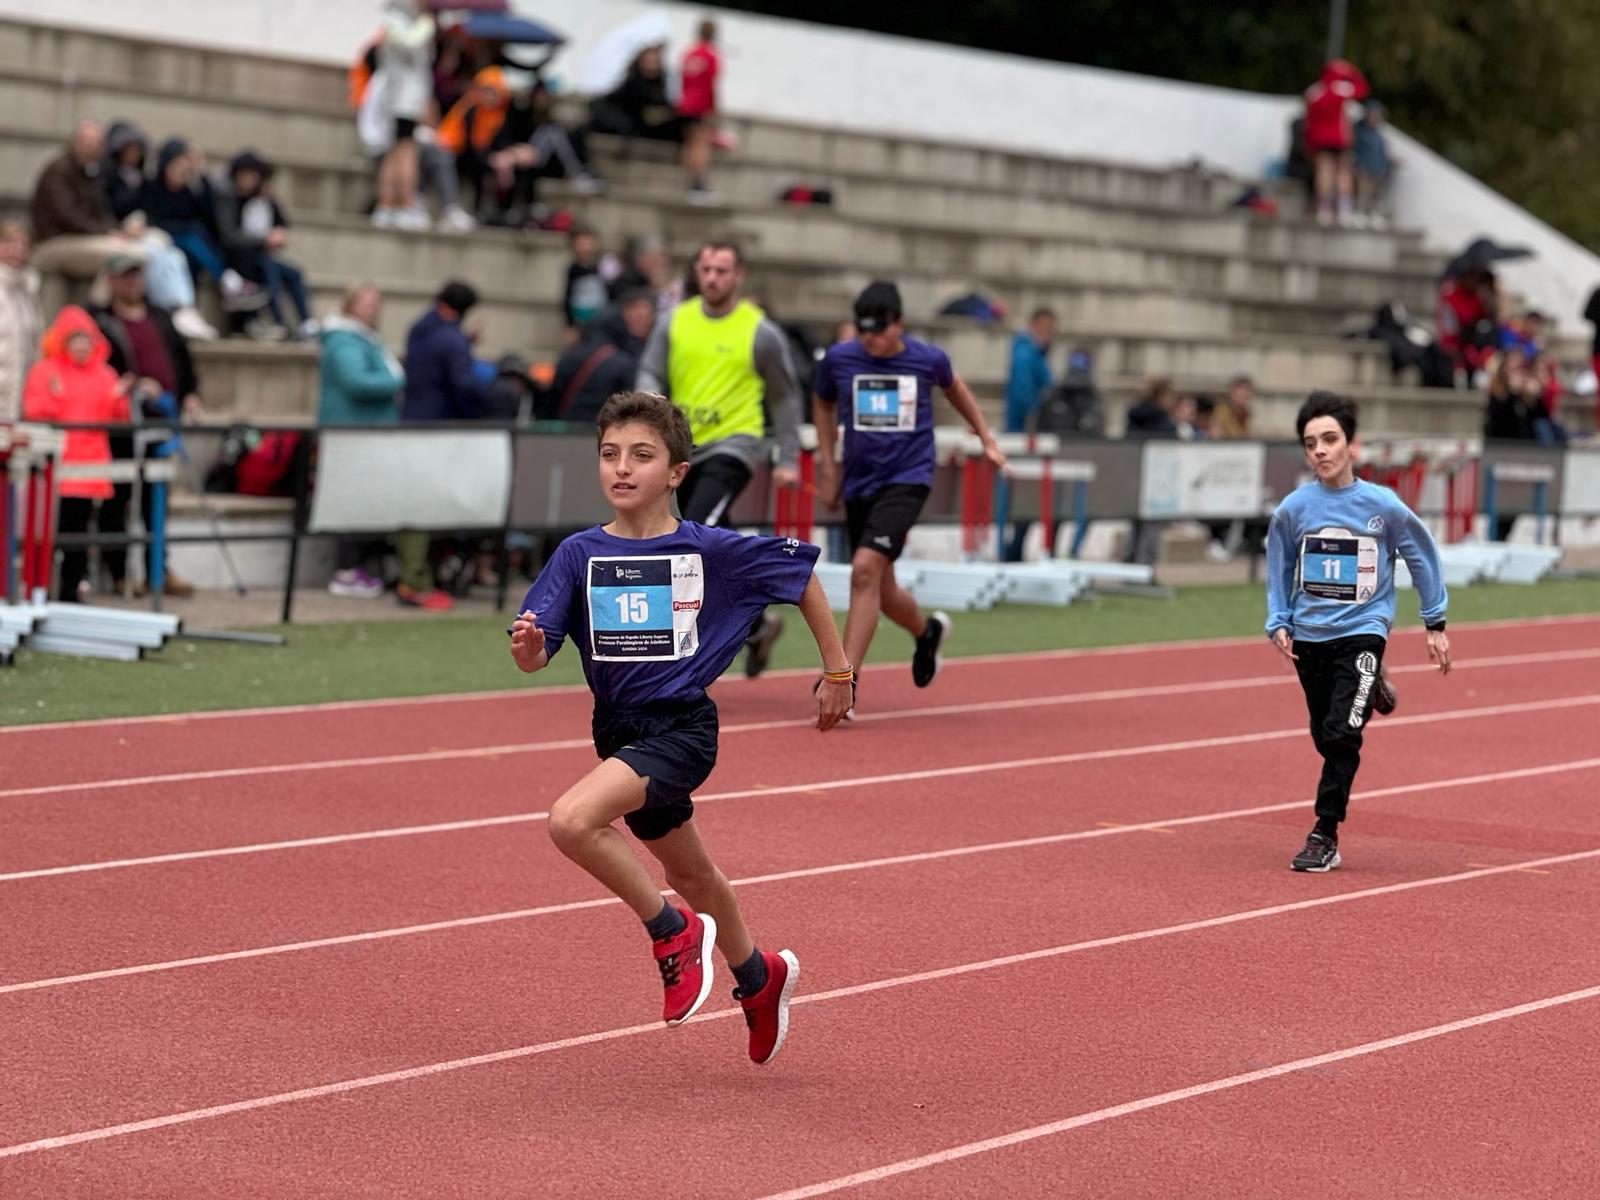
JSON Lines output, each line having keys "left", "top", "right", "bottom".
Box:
{"left": 3, "top": 615, "right": 1599, "bottom": 1197}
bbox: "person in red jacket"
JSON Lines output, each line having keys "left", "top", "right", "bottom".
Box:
{"left": 23, "top": 305, "right": 131, "bottom": 600}
{"left": 1303, "top": 59, "right": 1369, "bottom": 226}
{"left": 678, "top": 20, "right": 720, "bottom": 122}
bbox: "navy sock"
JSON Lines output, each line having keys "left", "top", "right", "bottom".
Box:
{"left": 644, "top": 901, "right": 687, "bottom": 942}
{"left": 731, "top": 947, "right": 768, "bottom": 997}
{"left": 1315, "top": 817, "right": 1340, "bottom": 841}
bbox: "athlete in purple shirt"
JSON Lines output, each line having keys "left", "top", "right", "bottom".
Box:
{"left": 509, "top": 391, "right": 852, "bottom": 1066}
{"left": 812, "top": 280, "right": 1006, "bottom": 709}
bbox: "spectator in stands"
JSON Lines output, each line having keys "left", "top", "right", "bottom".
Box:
{"left": 1302, "top": 59, "right": 1369, "bottom": 226}
{"left": 1352, "top": 100, "right": 1393, "bottom": 229}
{"left": 607, "top": 234, "right": 674, "bottom": 313}
{"left": 546, "top": 289, "right": 656, "bottom": 423}
{"left": 1125, "top": 377, "right": 1179, "bottom": 436}
{"left": 22, "top": 306, "right": 130, "bottom": 600}
{"left": 1214, "top": 374, "right": 1254, "bottom": 438}
{"left": 29, "top": 121, "right": 140, "bottom": 279}
{"left": 371, "top": 0, "right": 436, "bottom": 230}
{"left": 679, "top": 20, "right": 721, "bottom": 125}
{"left": 1004, "top": 306, "right": 1055, "bottom": 435}
{"left": 142, "top": 140, "right": 265, "bottom": 318}
{"left": 483, "top": 72, "right": 602, "bottom": 222}
{"left": 589, "top": 45, "right": 717, "bottom": 203}
{"left": 564, "top": 223, "right": 607, "bottom": 340}
{"left": 319, "top": 283, "right": 406, "bottom": 598}
{"left": 99, "top": 122, "right": 217, "bottom": 339}
{"left": 0, "top": 218, "right": 43, "bottom": 426}
{"left": 214, "top": 151, "right": 316, "bottom": 341}
{"left": 1436, "top": 265, "right": 1501, "bottom": 386}
{"left": 392, "top": 281, "right": 484, "bottom": 610}
{"left": 90, "top": 253, "right": 201, "bottom": 597}
{"left": 1587, "top": 286, "right": 1600, "bottom": 430}
{"left": 1483, "top": 349, "right": 1544, "bottom": 441}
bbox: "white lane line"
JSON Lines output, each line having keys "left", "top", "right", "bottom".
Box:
{"left": 753, "top": 983, "right": 1600, "bottom": 1200}
{"left": 6, "top": 694, "right": 1600, "bottom": 884}
{"left": 5, "top": 610, "right": 1596, "bottom": 736}
{"left": 7, "top": 647, "right": 1596, "bottom": 803}
{"left": 2, "top": 845, "right": 1596, "bottom": 1161}
{"left": 6, "top": 754, "right": 1600, "bottom": 994}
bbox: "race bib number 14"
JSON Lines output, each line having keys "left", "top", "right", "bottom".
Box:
{"left": 852, "top": 374, "right": 918, "bottom": 432}
{"left": 586, "top": 554, "right": 704, "bottom": 660}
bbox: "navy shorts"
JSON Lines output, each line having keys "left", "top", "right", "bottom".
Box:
{"left": 592, "top": 696, "right": 718, "bottom": 840}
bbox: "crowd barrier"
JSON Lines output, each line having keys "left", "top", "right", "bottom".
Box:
{"left": 6, "top": 421, "right": 1600, "bottom": 626}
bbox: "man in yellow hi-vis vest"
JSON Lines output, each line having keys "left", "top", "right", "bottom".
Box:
{"left": 638, "top": 240, "right": 801, "bottom": 676}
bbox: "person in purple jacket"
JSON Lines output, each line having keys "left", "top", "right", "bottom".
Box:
{"left": 812, "top": 281, "right": 1007, "bottom": 711}
{"left": 509, "top": 391, "right": 853, "bottom": 1065}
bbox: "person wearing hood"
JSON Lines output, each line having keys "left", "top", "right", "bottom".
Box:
{"left": 438, "top": 67, "right": 513, "bottom": 222}
{"left": 99, "top": 121, "right": 217, "bottom": 340}
{"left": 479, "top": 72, "right": 602, "bottom": 225}
{"left": 319, "top": 283, "right": 406, "bottom": 599}
{"left": 141, "top": 139, "right": 266, "bottom": 316}
{"left": 22, "top": 305, "right": 131, "bottom": 600}
{"left": 214, "top": 151, "right": 315, "bottom": 340}
{"left": 1302, "top": 59, "right": 1369, "bottom": 226}
{"left": 0, "top": 219, "right": 43, "bottom": 425}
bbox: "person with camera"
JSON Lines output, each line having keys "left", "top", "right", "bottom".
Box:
{"left": 89, "top": 252, "right": 203, "bottom": 597}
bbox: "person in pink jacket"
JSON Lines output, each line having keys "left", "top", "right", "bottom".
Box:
{"left": 23, "top": 305, "right": 131, "bottom": 600}
{"left": 1303, "top": 59, "right": 1370, "bottom": 226}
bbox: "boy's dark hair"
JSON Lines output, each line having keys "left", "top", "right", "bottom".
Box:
{"left": 596, "top": 391, "right": 693, "bottom": 465}
{"left": 1296, "top": 390, "right": 1358, "bottom": 441}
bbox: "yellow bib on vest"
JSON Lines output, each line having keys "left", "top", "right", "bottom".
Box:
{"left": 666, "top": 298, "right": 765, "bottom": 446}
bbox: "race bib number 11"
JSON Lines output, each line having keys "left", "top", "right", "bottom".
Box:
{"left": 1300, "top": 530, "right": 1379, "bottom": 603}
{"left": 587, "top": 554, "right": 704, "bottom": 660}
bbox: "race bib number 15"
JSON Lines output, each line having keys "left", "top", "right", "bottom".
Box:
{"left": 586, "top": 554, "right": 704, "bottom": 660}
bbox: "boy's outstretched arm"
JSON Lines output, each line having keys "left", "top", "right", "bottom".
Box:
{"left": 509, "top": 610, "right": 550, "bottom": 673}
{"left": 1264, "top": 509, "right": 1298, "bottom": 663}
{"left": 797, "top": 575, "right": 854, "bottom": 730}
{"left": 1395, "top": 508, "right": 1452, "bottom": 675}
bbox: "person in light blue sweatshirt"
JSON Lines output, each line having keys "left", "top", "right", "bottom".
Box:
{"left": 1266, "top": 391, "right": 1452, "bottom": 873}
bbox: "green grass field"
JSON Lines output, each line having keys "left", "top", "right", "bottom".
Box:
{"left": 4, "top": 580, "right": 1598, "bottom": 727}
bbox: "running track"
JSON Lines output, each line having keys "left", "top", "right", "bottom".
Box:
{"left": 2, "top": 614, "right": 1599, "bottom": 1197}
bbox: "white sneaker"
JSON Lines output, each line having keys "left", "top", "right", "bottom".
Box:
{"left": 436, "top": 204, "right": 476, "bottom": 233}
{"left": 371, "top": 207, "right": 399, "bottom": 228}
{"left": 393, "top": 206, "right": 432, "bottom": 232}
{"left": 570, "top": 174, "right": 606, "bottom": 195}
{"left": 685, "top": 185, "right": 722, "bottom": 207}
{"left": 171, "top": 307, "right": 219, "bottom": 341}
{"left": 1205, "top": 540, "right": 1232, "bottom": 563}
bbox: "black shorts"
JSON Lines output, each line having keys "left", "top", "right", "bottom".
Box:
{"left": 677, "top": 454, "right": 752, "bottom": 526}
{"left": 592, "top": 696, "right": 718, "bottom": 840}
{"left": 394, "top": 117, "right": 418, "bottom": 141}
{"left": 846, "top": 484, "right": 930, "bottom": 562}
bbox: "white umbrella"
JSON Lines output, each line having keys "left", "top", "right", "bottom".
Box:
{"left": 578, "top": 9, "right": 672, "bottom": 95}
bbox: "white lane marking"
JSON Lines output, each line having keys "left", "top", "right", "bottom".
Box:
{"left": 2, "top": 846, "right": 1595, "bottom": 1160}
{"left": 754, "top": 983, "right": 1600, "bottom": 1199}
{"left": 6, "top": 754, "right": 1600, "bottom": 994}
{"left": 5, "top": 611, "right": 1595, "bottom": 735}
{"left": 7, "top": 648, "right": 1597, "bottom": 802}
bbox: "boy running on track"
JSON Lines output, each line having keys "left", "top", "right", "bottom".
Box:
{"left": 510, "top": 391, "right": 853, "bottom": 1064}
{"left": 1266, "top": 391, "right": 1451, "bottom": 873}
{"left": 638, "top": 240, "right": 803, "bottom": 678}
{"left": 812, "top": 280, "right": 1006, "bottom": 708}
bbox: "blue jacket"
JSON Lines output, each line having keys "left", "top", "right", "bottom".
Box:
{"left": 401, "top": 309, "right": 483, "bottom": 422}
{"left": 1004, "top": 332, "right": 1052, "bottom": 433}
{"left": 317, "top": 316, "right": 404, "bottom": 425}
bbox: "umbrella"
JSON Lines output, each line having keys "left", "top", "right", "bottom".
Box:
{"left": 579, "top": 9, "right": 671, "bottom": 94}
{"left": 424, "top": 0, "right": 508, "bottom": 12}
{"left": 1443, "top": 237, "right": 1533, "bottom": 279}
{"left": 462, "top": 12, "right": 564, "bottom": 45}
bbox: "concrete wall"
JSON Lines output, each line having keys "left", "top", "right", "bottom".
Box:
{"left": 5, "top": 0, "right": 1596, "bottom": 324}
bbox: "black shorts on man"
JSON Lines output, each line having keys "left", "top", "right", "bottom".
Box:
{"left": 591, "top": 696, "right": 719, "bottom": 840}
{"left": 846, "top": 484, "right": 930, "bottom": 562}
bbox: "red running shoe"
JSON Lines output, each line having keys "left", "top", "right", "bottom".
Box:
{"left": 654, "top": 909, "right": 717, "bottom": 1026}
{"left": 736, "top": 949, "right": 800, "bottom": 1064}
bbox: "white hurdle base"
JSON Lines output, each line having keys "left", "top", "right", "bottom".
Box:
{"left": 0, "top": 603, "right": 182, "bottom": 661}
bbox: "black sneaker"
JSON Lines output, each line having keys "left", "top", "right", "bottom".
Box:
{"left": 911, "top": 611, "right": 950, "bottom": 688}
{"left": 744, "top": 611, "right": 784, "bottom": 678}
{"left": 1372, "top": 669, "right": 1397, "bottom": 716}
{"left": 1290, "top": 830, "right": 1341, "bottom": 873}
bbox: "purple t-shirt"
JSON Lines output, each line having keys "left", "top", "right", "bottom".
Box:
{"left": 519, "top": 521, "right": 820, "bottom": 706}
{"left": 814, "top": 336, "right": 953, "bottom": 501}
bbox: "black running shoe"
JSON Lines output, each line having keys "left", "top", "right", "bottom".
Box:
{"left": 1290, "top": 830, "right": 1341, "bottom": 873}
{"left": 1373, "top": 669, "right": 1397, "bottom": 716}
{"left": 911, "top": 611, "right": 950, "bottom": 688}
{"left": 744, "top": 610, "right": 785, "bottom": 678}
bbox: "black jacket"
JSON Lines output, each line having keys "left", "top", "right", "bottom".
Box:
{"left": 90, "top": 303, "right": 199, "bottom": 401}
{"left": 545, "top": 304, "right": 643, "bottom": 422}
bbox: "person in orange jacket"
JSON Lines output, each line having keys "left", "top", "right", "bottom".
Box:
{"left": 23, "top": 305, "right": 131, "bottom": 600}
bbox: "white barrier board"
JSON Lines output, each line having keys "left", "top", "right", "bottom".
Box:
{"left": 1138, "top": 441, "right": 1265, "bottom": 519}
{"left": 309, "top": 430, "right": 512, "bottom": 533}
{"left": 1561, "top": 448, "right": 1600, "bottom": 517}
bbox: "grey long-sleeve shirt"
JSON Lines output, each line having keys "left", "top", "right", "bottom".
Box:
{"left": 637, "top": 305, "right": 802, "bottom": 471}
